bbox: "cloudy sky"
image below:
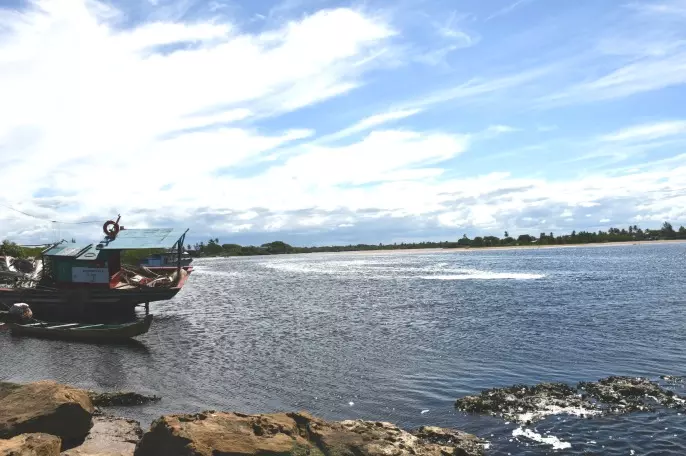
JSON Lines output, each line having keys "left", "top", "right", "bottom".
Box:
{"left": 1, "top": 0, "right": 685, "bottom": 246}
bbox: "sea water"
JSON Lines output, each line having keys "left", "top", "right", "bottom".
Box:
{"left": 2, "top": 243, "right": 685, "bottom": 455}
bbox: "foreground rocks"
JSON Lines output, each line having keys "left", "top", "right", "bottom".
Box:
{"left": 62, "top": 416, "right": 143, "bottom": 456}
{"left": 0, "top": 433, "right": 61, "bottom": 456}
{"left": 134, "top": 411, "right": 486, "bottom": 456}
{"left": 1, "top": 381, "right": 484, "bottom": 456}
{"left": 0, "top": 381, "right": 93, "bottom": 444}
{"left": 455, "top": 375, "right": 685, "bottom": 424}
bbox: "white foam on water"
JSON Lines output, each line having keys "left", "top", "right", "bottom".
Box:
{"left": 193, "top": 269, "right": 242, "bottom": 278}
{"left": 420, "top": 272, "right": 545, "bottom": 280}
{"left": 262, "top": 258, "right": 545, "bottom": 281}
{"left": 512, "top": 427, "right": 571, "bottom": 450}
{"left": 515, "top": 405, "right": 602, "bottom": 424}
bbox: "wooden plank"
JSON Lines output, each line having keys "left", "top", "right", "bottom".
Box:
{"left": 73, "top": 324, "right": 104, "bottom": 330}
{"left": 46, "top": 323, "right": 80, "bottom": 330}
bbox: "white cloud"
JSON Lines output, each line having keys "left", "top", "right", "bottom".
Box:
{"left": 0, "top": 0, "right": 394, "bottom": 235}
{"left": 545, "top": 52, "right": 686, "bottom": 104}
{"left": 486, "top": 0, "right": 535, "bottom": 21}
{"left": 625, "top": 0, "right": 686, "bottom": 18}
{"left": 2, "top": 0, "right": 686, "bottom": 244}
{"left": 601, "top": 120, "right": 686, "bottom": 142}
{"left": 318, "top": 108, "right": 422, "bottom": 143}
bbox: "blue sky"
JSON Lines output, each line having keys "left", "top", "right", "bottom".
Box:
{"left": 1, "top": 0, "right": 685, "bottom": 246}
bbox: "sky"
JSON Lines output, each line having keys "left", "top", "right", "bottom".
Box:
{"left": 1, "top": 0, "right": 686, "bottom": 246}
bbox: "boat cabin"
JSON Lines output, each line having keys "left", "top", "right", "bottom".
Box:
{"left": 139, "top": 251, "right": 192, "bottom": 268}
{"left": 41, "top": 227, "right": 189, "bottom": 289}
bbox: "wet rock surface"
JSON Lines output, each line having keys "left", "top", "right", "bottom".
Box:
{"left": 0, "top": 381, "right": 94, "bottom": 445}
{"left": 579, "top": 375, "right": 686, "bottom": 412}
{"left": 455, "top": 376, "right": 685, "bottom": 424}
{"left": 61, "top": 415, "right": 143, "bottom": 456}
{"left": 0, "top": 432, "right": 62, "bottom": 456}
{"left": 134, "top": 411, "right": 486, "bottom": 456}
{"left": 455, "top": 382, "right": 592, "bottom": 424}
{"left": 88, "top": 392, "right": 160, "bottom": 408}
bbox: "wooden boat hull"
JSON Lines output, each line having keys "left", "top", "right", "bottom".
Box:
{"left": 8, "top": 314, "right": 153, "bottom": 342}
{"left": 0, "top": 267, "right": 192, "bottom": 318}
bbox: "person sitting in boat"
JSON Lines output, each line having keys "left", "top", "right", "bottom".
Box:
{"left": 8, "top": 303, "right": 33, "bottom": 323}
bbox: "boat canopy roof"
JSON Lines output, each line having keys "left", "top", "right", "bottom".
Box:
{"left": 43, "top": 243, "right": 94, "bottom": 258}
{"left": 96, "top": 228, "right": 187, "bottom": 251}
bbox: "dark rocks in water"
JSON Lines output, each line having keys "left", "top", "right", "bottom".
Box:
{"left": 579, "top": 376, "right": 685, "bottom": 413}
{"left": 0, "top": 381, "right": 94, "bottom": 445}
{"left": 0, "top": 433, "right": 62, "bottom": 456}
{"left": 455, "top": 382, "right": 594, "bottom": 424}
{"left": 88, "top": 391, "right": 161, "bottom": 408}
{"left": 134, "top": 411, "right": 486, "bottom": 456}
{"left": 61, "top": 415, "right": 143, "bottom": 456}
{"left": 455, "top": 375, "right": 685, "bottom": 424}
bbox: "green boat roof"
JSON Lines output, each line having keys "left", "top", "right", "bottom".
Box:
{"left": 96, "top": 228, "right": 187, "bottom": 250}
{"left": 43, "top": 243, "right": 93, "bottom": 257}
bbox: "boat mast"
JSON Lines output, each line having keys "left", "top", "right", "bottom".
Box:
{"left": 177, "top": 229, "right": 189, "bottom": 276}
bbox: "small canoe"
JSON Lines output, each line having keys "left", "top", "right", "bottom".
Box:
{"left": 7, "top": 314, "right": 153, "bottom": 342}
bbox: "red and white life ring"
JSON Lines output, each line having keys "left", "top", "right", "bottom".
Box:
{"left": 103, "top": 220, "right": 120, "bottom": 237}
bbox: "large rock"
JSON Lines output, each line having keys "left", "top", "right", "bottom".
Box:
{"left": 134, "top": 411, "right": 485, "bottom": 456}
{"left": 134, "top": 412, "right": 313, "bottom": 456}
{"left": 61, "top": 416, "right": 143, "bottom": 456}
{"left": 294, "top": 414, "right": 485, "bottom": 456}
{"left": 0, "top": 433, "right": 61, "bottom": 456}
{"left": 0, "top": 381, "right": 94, "bottom": 444}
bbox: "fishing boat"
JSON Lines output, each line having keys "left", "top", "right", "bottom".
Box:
{"left": 0, "top": 216, "right": 193, "bottom": 318}
{"left": 5, "top": 314, "right": 153, "bottom": 342}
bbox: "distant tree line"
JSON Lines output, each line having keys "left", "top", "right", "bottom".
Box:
{"left": 1, "top": 222, "right": 684, "bottom": 259}
{"left": 185, "top": 222, "right": 686, "bottom": 258}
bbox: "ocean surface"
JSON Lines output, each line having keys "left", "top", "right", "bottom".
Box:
{"left": 2, "top": 243, "right": 685, "bottom": 455}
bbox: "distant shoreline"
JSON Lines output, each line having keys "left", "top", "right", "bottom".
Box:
{"left": 329, "top": 239, "right": 686, "bottom": 255}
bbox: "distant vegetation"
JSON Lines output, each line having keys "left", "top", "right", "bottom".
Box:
{"left": 0, "top": 240, "right": 44, "bottom": 258}
{"left": 1, "top": 222, "right": 685, "bottom": 259}
{"left": 186, "top": 222, "right": 686, "bottom": 258}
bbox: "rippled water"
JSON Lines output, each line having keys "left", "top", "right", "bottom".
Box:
{"left": 2, "top": 243, "right": 685, "bottom": 455}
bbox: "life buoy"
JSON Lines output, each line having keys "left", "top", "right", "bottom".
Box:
{"left": 103, "top": 220, "right": 120, "bottom": 237}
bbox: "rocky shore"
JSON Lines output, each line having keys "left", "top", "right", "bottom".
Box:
{"left": 0, "top": 380, "right": 486, "bottom": 456}
{"left": 2, "top": 375, "right": 683, "bottom": 455}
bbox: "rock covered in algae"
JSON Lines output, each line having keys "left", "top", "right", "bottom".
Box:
{"left": 88, "top": 391, "right": 160, "bottom": 408}
{"left": 134, "top": 411, "right": 486, "bottom": 456}
{"left": 455, "top": 375, "right": 685, "bottom": 424}
{"left": 456, "top": 381, "right": 599, "bottom": 424}
{"left": 578, "top": 375, "right": 686, "bottom": 413}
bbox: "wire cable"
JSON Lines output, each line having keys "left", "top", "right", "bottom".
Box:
{"left": 0, "top": 203, "right": 104, "bottom": 225}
